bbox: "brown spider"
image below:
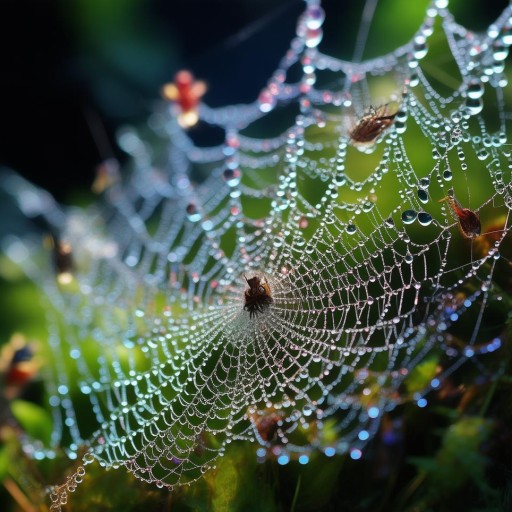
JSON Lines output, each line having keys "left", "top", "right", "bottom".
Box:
{"left": 53, "top": 239, "right": 73, "bottom": 275}
{"left": 243, "top": 275, "right": 273, "bottom": 318}
{"left": 349, "top": 105, "right": 397, "bottom": 147}
{"left": 439, "top": 190, "right": 481, "bottom": 239}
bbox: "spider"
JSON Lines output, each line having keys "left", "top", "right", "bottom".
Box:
{"left": 349, "top": 105, "right": 397, "bottom": 147}
{"left": 46, "top": 235, "right": 74, "bottom": 285}
{"left": 439, "top": 189, "right": 481, "bottom": 239}
{"left": 243, "top": 275, "right": 273, "bottom": 318}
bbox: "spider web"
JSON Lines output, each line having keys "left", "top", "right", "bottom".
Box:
{"left": 4, "top": 0, "right": 512, "bottom": 494}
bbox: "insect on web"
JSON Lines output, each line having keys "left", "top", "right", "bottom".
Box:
{"left": 4, "top": 0, "right": 512, "bottom": 500}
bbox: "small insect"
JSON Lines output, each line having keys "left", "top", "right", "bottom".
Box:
{"left": 161, "top": 70, "right": 207, "bottom": 128}
{"left": 91, "top": 158, "right": 120, "bottom": 194}
{"left": 349, "top": 104, "right": 397, "bottom": 147}
{"left": 439, "top": 189, "right": 481, "bottom": 239}
{"left": 243, "top": 274, "right": 273, "bottom": 318}
{"left": 1, "top": 335, "right": 38, "bottom": 400}
{"left": 46, "top": 235, "right": 74, "bottom": 284}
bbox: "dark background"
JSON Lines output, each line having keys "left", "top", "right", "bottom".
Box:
{"left": 0, "top": 0, "right": 304, "bottom": 202}
{"left": 0, "top": 0, "right": 507, "bottom": 203}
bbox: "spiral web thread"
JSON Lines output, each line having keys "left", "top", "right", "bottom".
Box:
{"left": 4, "top": 0, "right": 512, "bottom": 494}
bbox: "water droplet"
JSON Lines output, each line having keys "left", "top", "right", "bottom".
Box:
{"left": 413, "top": 35, "right": 428, "bottom": 59}
{"left": 501, "top": 24, "right": 512, "bottom": 45}
{"left": 417, "top": 189, "right": 429, "bottom": 203}
{"left": 417, "top": 212, "right": 433, "bottom": 226}
{"left": 350, "top": 448, "right": 362, "bottom": 460}
{"left": 358, "top": 430, "right": 370, "bottom": 441}
{"left": 299, "top": 454, "right": 310, "bottom": 464}
{"left": 186, "top": 203, "right": 201, "bottom": 222}
{"left": 305, "top": 27, "right": 323, "bottom": 48}
{"left": 201, "top": 220, "right": 214, "bottom": 232}
{"left": 346, "top": 224, "right": 357, "bottom": 234}
{"left": 258, "top": 89, "right": 275, "bottom": 113}
{"left": 385, "top": 217, "right": 395, "bottom": 228}
{"left": 402, "top": 210, "right": 417, "bottom": 224}
{"left": 409, "top": 73, "right": 419, "bottom": 87}
{"left": 304, "top": 6, "right": 325, "bottom": 29}
{"left": 477, "top": 149, "right": 489, "bottom": 160}
{"left": 277, "top": 454, "right": 290, "bottom": 465}
{"left": 418, "top": 177, "right": 430, "bottom": 190}
{"left": 223, "top": 168, "right": 241, "bottom": 187}
{"left": 324, "top": 447, "right": 336, "bottom": 457}
{"left": 362, "top": 201, "right": 374, "bottom": 212}
{"left": 334, "top": 173, "right": 346, "bottom": 186}
{"left": 467, "top": 80, "right": 484, "bottom": 99}
{"left": 465, "top": 98, "right": 483, "bottom": 116}
{"left": 493, "top": 41, "right": 509, "bottom": 61}
{"left": 443, "top": 170, "right": 452, "bottom": 181}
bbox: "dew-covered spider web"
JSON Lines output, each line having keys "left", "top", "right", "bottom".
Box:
{"left": 4, "top": 0, "right": 512, "bottom": 504}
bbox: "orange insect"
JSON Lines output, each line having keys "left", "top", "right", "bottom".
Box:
{"left": 161, "top": 70, "right": 207, "bottom": 128}
{"left": 349, "top": 104, "right": 397, "bottom": 148}
{"left": 92, "top": 158, "right": 120, "bottom": 194}
{"left": 438, "top": 189, "right": 481, "bottom": 239}
{"left": 1, "top": 335, "right": 38, "bottom": 400}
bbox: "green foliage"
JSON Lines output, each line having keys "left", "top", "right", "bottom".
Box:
{"left": 405, "top": 357, "right": 438, "bottom": 395}
{"left": 411, "top": 416, "right": 493, "bottom": 493}
{"left": 10, "top": 400, "right": 53, "bottom": 447}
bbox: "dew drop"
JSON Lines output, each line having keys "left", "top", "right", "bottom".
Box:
{"left": 477, "top": 149, "right": 489, "bottom": 160}
{"left": 465, "top": 98, "right": 483, "bottom": 116}
{"left": 501, "top": 24, "right": 512, "bottom": 45}
{"left": 350, "top": 448, "right": 362, "bottom": 460}
{"left": 413, "top": 35, "right": 428, "bottom": 59}
{"left": 186, "top": 203, "right": 201, "bottom": 222}
{"left": 258, "top": 90, "right": 276, "bottom": 113}
{"left": 223, "top": 168, "right": 241, "bottom": 187}
{"left": 417, "top": 189, "right": 429, "bottom": 203}
{"left": 409, "top": 73, "right": 419, "bottom": 87}
{"left": 304, "top": 6, "right": 325, "bottom": 30}
{"left": 418, "top": 177, "right": 430, "bottom": 189}
{"left": 417, "top": 212, "right": 433, "bottom": 226}
{"left": 492, "top": 41, "right": 509, "bottom": 61}
{"left": 402, "top": 210, "right": 417, "bottom": 224}
{"left": 305, "top": 28, "right": 323, "bottom": 48}
{"left": 362, "top": 201, "right": 374, "bottom": 212}
{"left": 443, "top": 170, "right": 452, "bottom": 181}
{"left": 466, "top": 80, "right": 484, "bottom": 99}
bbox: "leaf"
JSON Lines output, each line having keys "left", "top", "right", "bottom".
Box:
{"left": 10, "top": 400, "right": 52, "bottom": 447}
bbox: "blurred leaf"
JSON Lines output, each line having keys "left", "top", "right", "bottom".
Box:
{"left": 405, "top": 357, "right": 438, "bottom": 395}
{"left": 10, "top": 400, "right": 52, "bottom": 447}
{"left": 0, "top": 447, "right": 9, "bottom": 483}
{"left": 410, "top": 416, "right": 494, "bottom": 496}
